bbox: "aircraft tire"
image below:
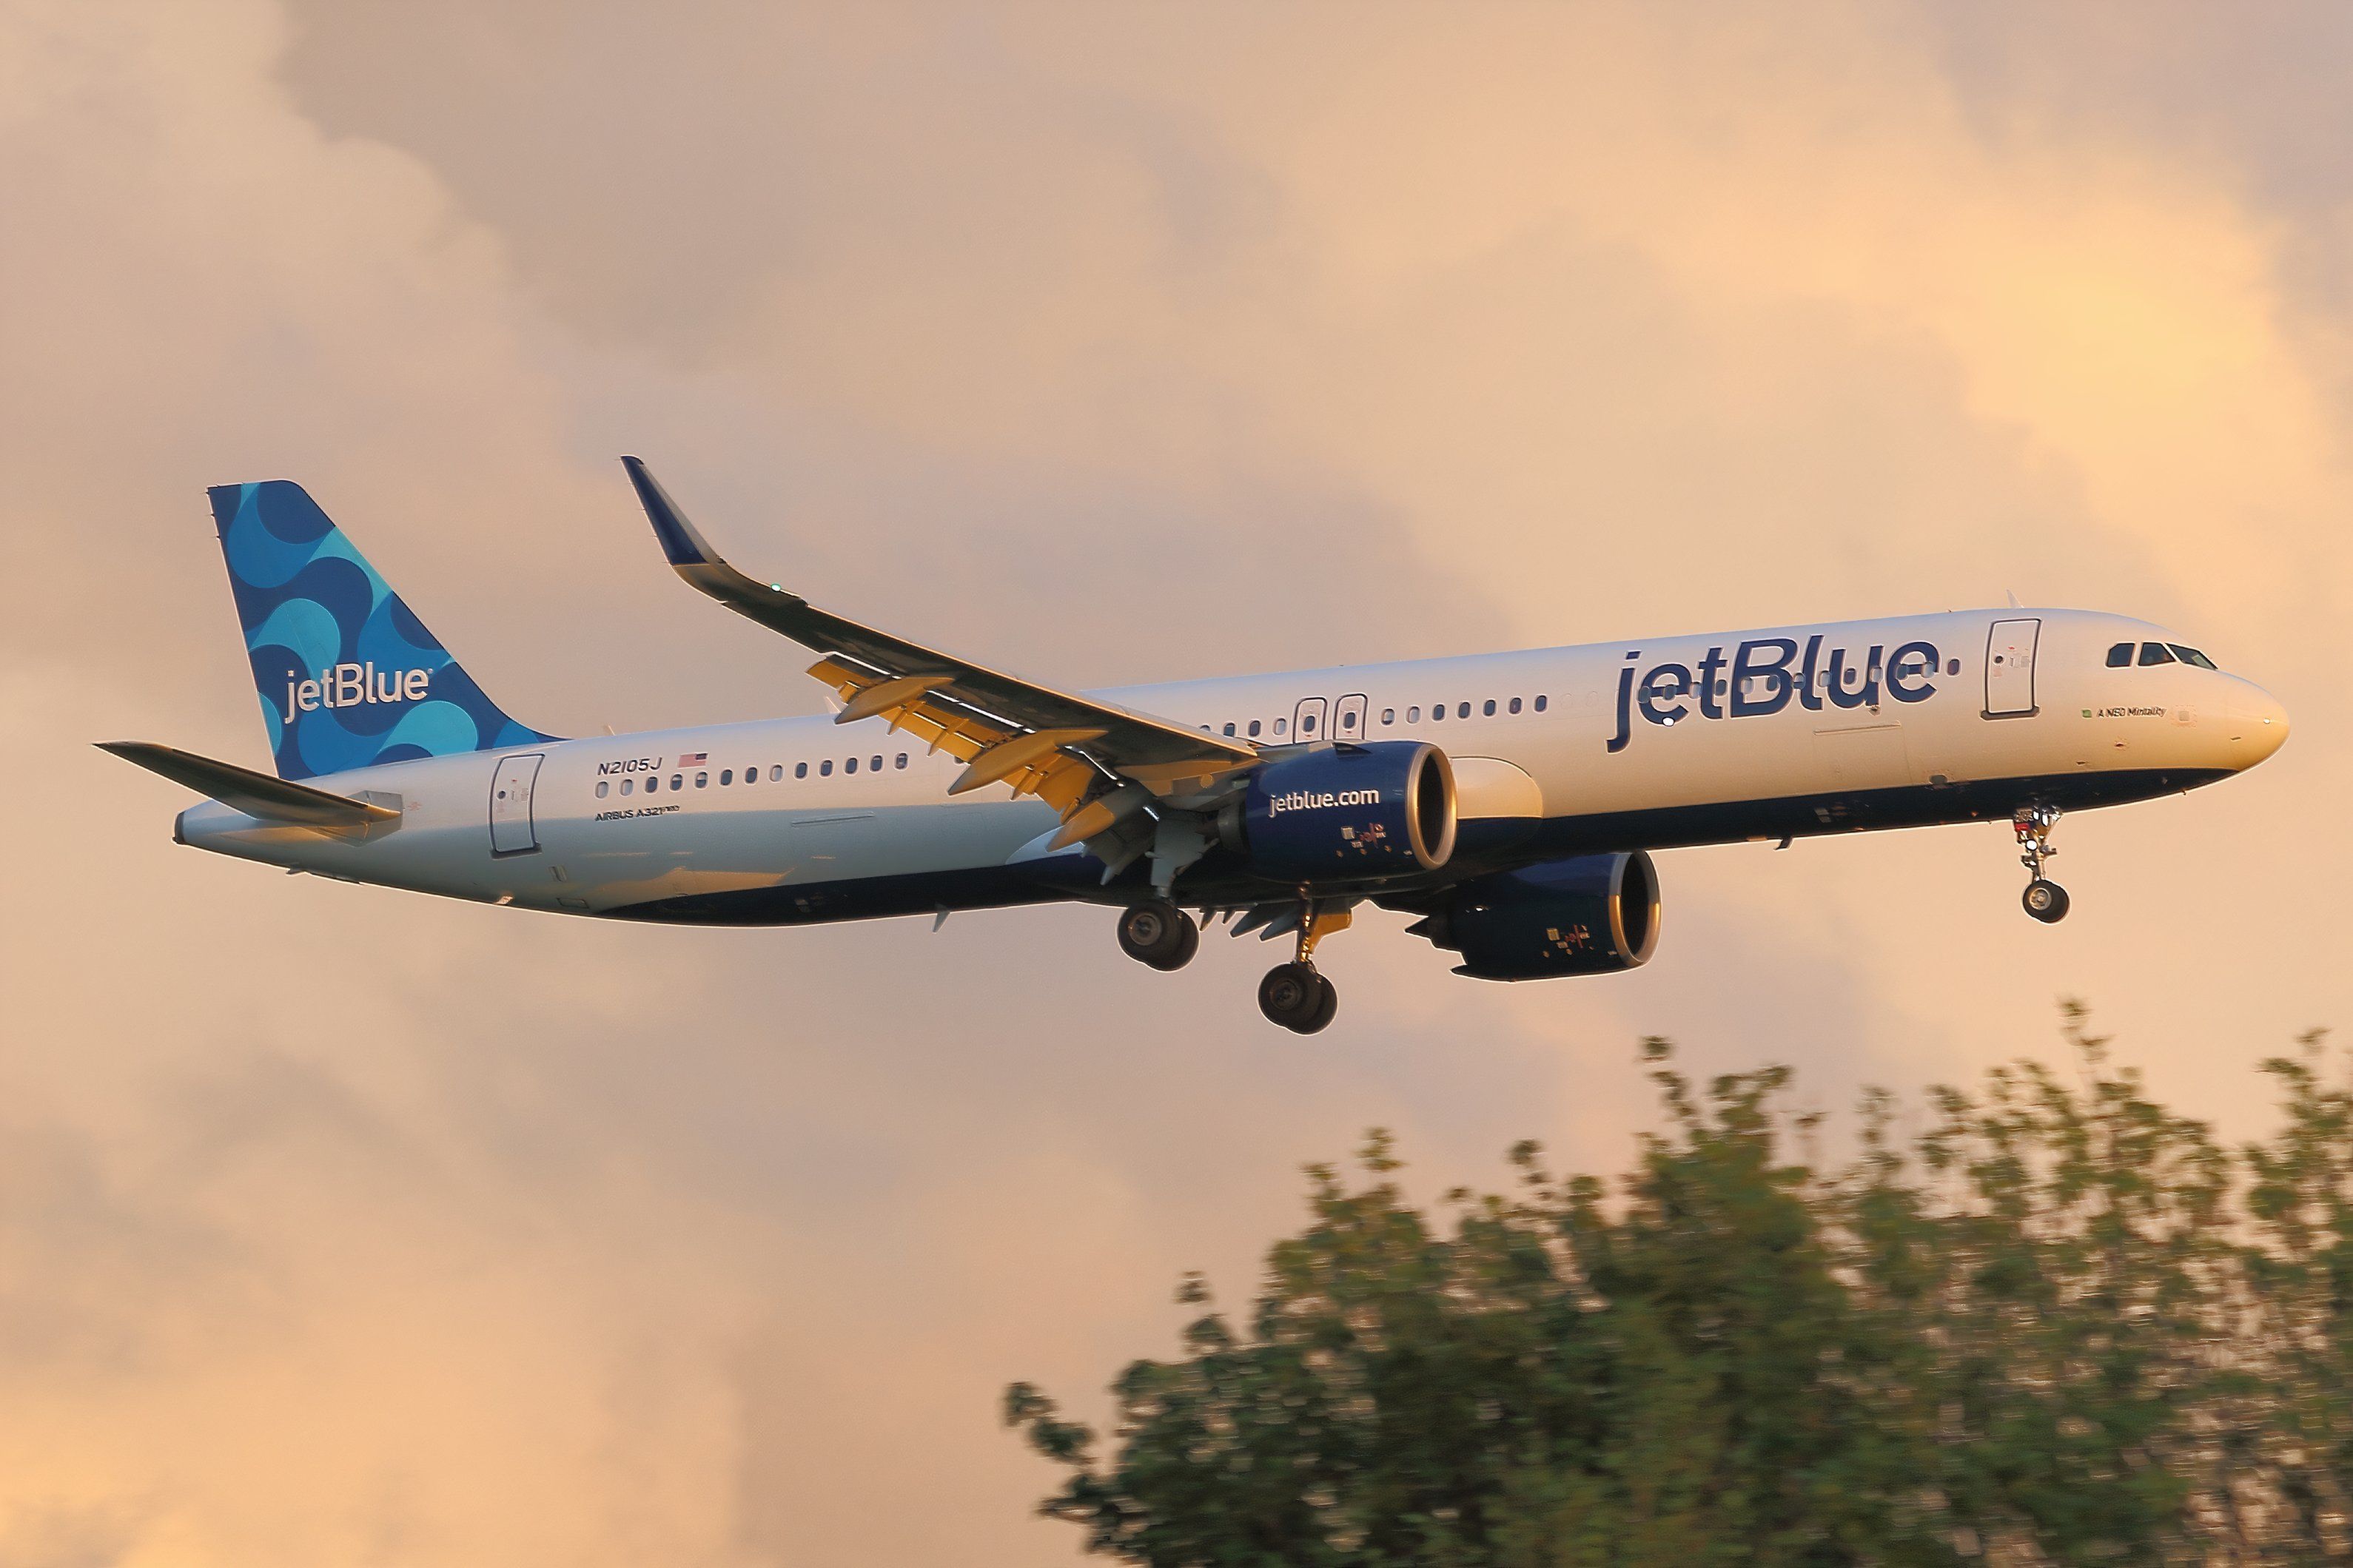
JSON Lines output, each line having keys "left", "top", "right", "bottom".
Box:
{"left": 1302, "top": 971, "right": 1338, "bottom": 1033}
{"left": 2022, "top": 879, "right": 2070, "bottom": 923}
{"left": 1259, "top": 963, "right": 1331, "bottom": 1032}
{"left": 1119, "top": 900, "right": 1198, "bottom": 969}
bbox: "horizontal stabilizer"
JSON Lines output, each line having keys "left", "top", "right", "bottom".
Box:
{"left": 97, "top": 741, "right": 400, "bottom": 830}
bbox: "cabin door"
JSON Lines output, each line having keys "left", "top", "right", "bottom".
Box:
{"left": 489, "top": 753, "right": 545, "bottom": 856}
{"left": 1983, "top": 619, "right": 2041, "bottom": 719}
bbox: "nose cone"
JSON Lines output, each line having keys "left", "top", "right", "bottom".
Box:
{"left": 2226, "top": 681, "right": 2290, "bottom": 767}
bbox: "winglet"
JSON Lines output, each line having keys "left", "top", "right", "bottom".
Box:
{"left": 622, "top": 456, "right": 719, "bottom": 568}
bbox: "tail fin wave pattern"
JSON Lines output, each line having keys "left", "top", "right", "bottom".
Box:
{"left": 208, "top": 480, "right": 553, "bottom": 780}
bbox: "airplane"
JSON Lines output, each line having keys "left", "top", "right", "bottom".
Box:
{"left": 104, "top": 462, "right": 2291, "bottom": 1032}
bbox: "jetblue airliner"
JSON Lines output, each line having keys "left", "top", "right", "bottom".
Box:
{"left": 106, "top": 462, "right": 2289, "bottom": 1031}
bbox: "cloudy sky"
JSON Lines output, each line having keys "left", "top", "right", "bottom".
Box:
{"left": 3, "top": 2, "right": 2348, "bottom": 1562}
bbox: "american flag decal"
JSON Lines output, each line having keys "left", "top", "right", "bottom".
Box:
{"left": 679, "top": 752, "right": 708, "bottom": 767}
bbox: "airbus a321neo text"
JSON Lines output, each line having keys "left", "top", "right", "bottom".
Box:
{"left": 105, "top": 462, "right": 2291, "bottom": 1032}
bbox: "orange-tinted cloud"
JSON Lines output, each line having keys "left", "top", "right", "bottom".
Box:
{"left": 2, "top": 2, "right": 2346, "bottom": 1563}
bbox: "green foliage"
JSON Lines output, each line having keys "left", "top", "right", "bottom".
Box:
{"left": 1008, "top": 1012, "right": 2353, "bottom": 1565}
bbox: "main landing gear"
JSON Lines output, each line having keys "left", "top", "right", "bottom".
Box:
{"left": 1113, "top": 895, "right": 1344, "bottom": 1033}
{"left": 1255, "top": 898, "right": 1345, "bottom": 1034}
{"left": 1117, "top": 899, "right": 1199, "bottom": 970}
{"left": 1258, "top": 962, "right": 1337, "bottom": 1034}
{"left": 2013, "top": 804, "right": 2070, "bottom": 924}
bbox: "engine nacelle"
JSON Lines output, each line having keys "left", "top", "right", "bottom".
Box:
{"left": 1414, "top": 851, "right": 1661, "bottom": 980}
{"left": 1222, "top": 741, "right": 1457, "bottom": 882}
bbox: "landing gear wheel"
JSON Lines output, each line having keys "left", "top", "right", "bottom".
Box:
{"left": 1304, "top": 972, "right": 1339, "bottom": 1032}
{"left": 1259, "top": 963, "right": 1336, "bottom": 1033}
{"left": 1118, "top": 901, "right": 1198, "bottom": 969}
{"left": 2022, "top": 879, "right": 2070, "bottom": 923}
{"left": 2011, "top": 805, "right": 2069, "bottom": 925}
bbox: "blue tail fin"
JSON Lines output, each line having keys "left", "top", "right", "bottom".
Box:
{"left": 207, "top": 480, "right": 555, "bottom": 780}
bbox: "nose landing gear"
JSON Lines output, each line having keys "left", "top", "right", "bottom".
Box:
{"left": 2013, "top": 805, "right": 2070, "bottom": 924}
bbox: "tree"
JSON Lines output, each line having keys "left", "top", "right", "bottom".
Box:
{"left": 1008, "top": 1016, "right": 2353, "bottom": 1565}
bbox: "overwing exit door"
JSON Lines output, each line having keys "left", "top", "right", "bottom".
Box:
{"left": 1333, "top": 693, "right": 1369, "bottom": 740}
{"left": 1984, "top": 619, "right": 2041, "bottom": 718}
{"left": 489, "top": 753, "right": 545, "bottom": 856}
{"left": 1292, "top": 695, "right": 1329, "bottom": 741}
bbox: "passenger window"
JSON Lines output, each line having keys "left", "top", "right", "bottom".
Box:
{"left": 819, "top": 760, "right": 833, "bottom": 776}
{"left": 620, "top": 778, "right": 634, "bottom": 795}
{"left": 2106, "top": 642, "right": 2133, "bottom": 668}
{"left": 695, "top": 772, "right": 708, "bottom": 788}
{"left": 795, "top": 762, "right": 808, "bottom": 779}
{"left": 771, "top": 765, "right": 783, "bottom": 781}
{"left": 2169, "top": 645, "right": 2218, "bottom": 670}
{"left": 1534, "top": 695, "right": 1547, "bottom": 712}
{"left": 2139, "top": 642, "right": 2177, "bottom": 666}
{"left": 870, "top": 755, "right": 882, "bottom": 771}
{"left": 845, "top": 756, "right": 858, "bottom": 774}
{"left": 596, "top": 781, "right": 609, "bottom": 798}
{"left": 1946, "top": 660, "right": 1960, "bottom": 676}
{"left": 1381, "top": 708, "right": 1395, "bottom": 725}
{"left": 1407, "top": 706, "right": 1420, "bottom": 722}
{"left": 1275, "top": 719, "right": 1286, "bottom": 736}
{"left": 1223, "top": 722, "right": 1235, "bottom": 736}
{"left": 720, "top": 769, "right": 733, "bottom": 785}
{"left": 1457, "top": 702, "right": 1471, "bottom": 719}
{"left": 1508, "top": 696, "right": 1522, "bottom": 714}
{"left": 1483, "top": 699, "right": 1497, "bottom": 716}
{"left": 1431, "top": 704, "right": 1445, "bottom": 721}
{"left": 1247, "top": 719, "right": 1261, "bottom": 738}
{"left": 896, "top": 753, "right": 908, "bottom": 769}
{"left": 1301, "top": 713, "right": 1317, "bottom": 734}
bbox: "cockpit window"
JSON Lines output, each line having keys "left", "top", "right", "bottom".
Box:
{"left": 2169, "top": 644, "right": 2218, "bottom": 670}
{"left": 2106, "top": 642, "right": 2132, "bottom": 667}
{"left": 2138, "top": 642, "right": 2178, "bottom": 666}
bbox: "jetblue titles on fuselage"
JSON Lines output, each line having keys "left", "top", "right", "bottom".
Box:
{"left": 1608, "top": 635, "right": 1942, "bottom": 753}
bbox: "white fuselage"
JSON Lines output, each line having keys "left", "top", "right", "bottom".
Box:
{"left": 176, "top": 608, "right": 2288, "bottom": 923}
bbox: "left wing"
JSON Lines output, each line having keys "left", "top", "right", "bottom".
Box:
{"left": 621, "top": 458, "right": 1256, "bottom": 836}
